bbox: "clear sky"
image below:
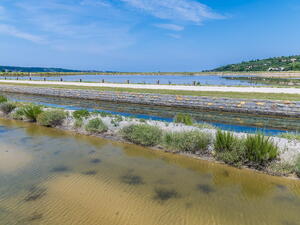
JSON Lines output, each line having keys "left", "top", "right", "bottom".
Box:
{"left": 0, "top": 0, "right": 300, "bottom": 71}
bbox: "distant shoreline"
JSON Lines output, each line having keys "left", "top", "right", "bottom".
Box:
{"left": 1, "top": 71, "right": 300, "bottom": 77}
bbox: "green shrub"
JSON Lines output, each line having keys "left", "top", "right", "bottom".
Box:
{"left": 0, "top": 95, "right": 7, "bottom": 103}
{"left": 37, "top": 110, "right": 67, "bottom": 127}
{"left": 73, "top": 109, "right": 90, "bottom": 120}
{"left": 74, "top": 118, "right": 83, "bottom": 128}
{"left": 214, "top": 130, "right": 242, "bottom": 152}
{"left": 163, "top": 131, "right": 211, "bottom": 153}
{"left": 215, "top": 149, "right": 245, "bottom": 167}
{"left": 85, "top": 118, "right": 108, "bottom": 133}
{"left": 174, "top": 113, "right": 193, "bottom": 126}
{"left": 21, "top": 104, "right": 43, "bottom": 122}
{"left": 12, "top": 108, "right": 25, "bottom": 120}
{"left": 121, "top": 124, "right": 162, "bottom": 146}
{"left": 295, "top": 156, "right": 300, "bottom": 178}
{"left": 244, "top": 133, "right": 279, "bottom": 165}
{"left": 214, "top": 130, "right": 245, "bottom": 166}
{"left": 279, "top": 133, "right": 300, "bottom": 142}
{"left": 0, "top": 102, "right": 16, "bottom": 114}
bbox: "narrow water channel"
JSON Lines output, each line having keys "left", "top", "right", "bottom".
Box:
{"left": 2, "top": 92, "right": 300, "bottom": 135}
{"left": 0, "top": 118, "right": 299, "bottom": 225}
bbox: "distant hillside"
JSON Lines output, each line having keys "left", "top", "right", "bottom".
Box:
{"left": 209, "top": 55, "right": 300, "bottom": 72}
{"left": 0, "top": 65, "right": 86, "bottom": 73}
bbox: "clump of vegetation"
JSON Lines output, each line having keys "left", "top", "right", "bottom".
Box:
{"left": 111, "top": 115, "right": 123, "bottom": 127}
{"left": 163, "top": 131, "right": 211, "bottom": 153}
{"left": 194, "top": 123, "right": 216, "bottom": 130}
{"left": 73, "top": 118, "right": 83, "bottom": 128}
{"left": 12, "top": 108, "right": 25, "bottom": 120}
{"left": 0, "top": 95, "right": 7, "bottom": 103}
{"left": 214, "top": 130, "right": 242, "bottom": 152}
{"left": 121, "top": 124, "right": 162, "bottom": 146}
{"left": 174, "top": 113, "right": 193, "bottom": 126}
{"left": 37, "top": 110, "right": 67, "bottom": 127}
{"left": 214, "top": 130, "right": 245, "bottom": 166}
{"left": 295, "top": 156, "right": 300, "bottom": 178}
{"left": 85, "top": 118, "right": 108, "bottom": 133}
{"left": 21, "top": 104, "right": 43, "bottom": 122}
{"left": 72, "top": 109, "right": 90, "bottom": 120}
{"left": 244, "top": 133, "right": 279, "bottom": 165}
{"left": 0, "top": 102, "right": 16, "bottom": 114}
{"left": 268, "top": 161, "right": 295, "bottom": 175}
{"left": 279, "top": 132, "right": 300, "bottom": 142}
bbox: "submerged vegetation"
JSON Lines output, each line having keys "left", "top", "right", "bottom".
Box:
{"left": 0, "top": 96, "right": 298, "bottom": 178}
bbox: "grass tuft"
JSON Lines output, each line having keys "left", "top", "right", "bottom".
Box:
{"left": 244, "top": 133, "right": 279, "bottom": 165}
{"left": 121, "top": 124, "right": 162, "bottom": 146}
{"left": 174, "top": 113, "right": 193, "bottom": 125}
{"left": 85, "top": 118, "right": 108, "bottom": 133}
{"left": 21, "top": 104, "right": 43, "bottom": 122}
{"left": 163, "top": 131, "right": 211, "bottom": 153}
{"left": 37, "top": 110, "right": 67, "bottom": 127}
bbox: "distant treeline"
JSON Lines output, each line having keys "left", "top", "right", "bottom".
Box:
{"left": 208, "top": 55, "right": 300, "bottom": 72}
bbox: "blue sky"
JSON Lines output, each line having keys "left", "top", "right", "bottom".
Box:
{"left": 0, "top": 0, "right": 300, "bottom": 71}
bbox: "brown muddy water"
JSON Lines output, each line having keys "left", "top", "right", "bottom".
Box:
{"left": 0, "top": 118, "right": 300, "bottom": 225}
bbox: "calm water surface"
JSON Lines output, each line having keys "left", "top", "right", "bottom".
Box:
{"left": 0, "top": 75, "right": 261, "bottom": 86}
{"left": 0, "top": 118, "right": 299, "bottom": 225}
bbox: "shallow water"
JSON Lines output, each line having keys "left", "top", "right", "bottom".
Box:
{"left": 0, "top": 118, "right": 299, "bottom": 225}
{"left": 4, "top": 92, "right": 300, "bottom": 135}
{"left": 0, "top": 74, "right": 262, "bottom": 86}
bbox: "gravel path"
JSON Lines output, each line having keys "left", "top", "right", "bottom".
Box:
{"left": 1, "top": 80, "right": 300, "bottom": 94}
